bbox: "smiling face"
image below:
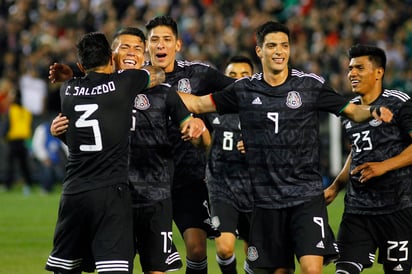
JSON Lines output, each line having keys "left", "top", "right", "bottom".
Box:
{"left": 112, "top": 34, "right": 146, "bottom": 70}
{"left": 146, "top": 25, "right": 181, "bottom": 73}
{"left": 256, "top": 32, "right": 290, "bottom": 75}
{"left": 347, "top": 55, "right": 383, "bottom": 98}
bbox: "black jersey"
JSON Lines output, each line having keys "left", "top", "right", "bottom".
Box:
{"left": 161, "top": 60, "right": 234, "bottom": 186}
{"left": 128, "top": 83, "right": 192, "bottom": 207}
{"left": 61, "top": 70, "right": 149, "bottom": 194}
{"left": 205, "top": 113, "right": 253, "bottom": 212}
{"left": 342, "top": 89, "right": 412, "bottom": 215}
{"left": 212, "top": 69, "right": 349, "bottom": 209}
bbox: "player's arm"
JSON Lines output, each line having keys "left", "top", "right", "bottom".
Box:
{"left": 178, "top": 93, "right": 217, "bottom": 114}
{"left": 352, "top": 132, "right": 412, "bottom": 183}
{"left": 50, "top": 113, "right": 68, "bottom": 144}
{"left": 324, "top": 152, "right": 351, "bottom": 205}
{"left": 342, "top": 103, "right": 393, "bottom": 123}
{"left": 180, "top": 116, "right": 211, "bottom": 148}
{"left": 141, "top": 66, "right": 165, "bottom": 88}
{"left": 49, "top": 63, "right": 82, "bottom": 83}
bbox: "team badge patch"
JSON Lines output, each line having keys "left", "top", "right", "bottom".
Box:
{"left": 177, "top": 78, "right": 192, "bottom": 93}
{"left": 286, "top": 91, "right": 302, "bottom": 109}
{"left": 247, "top": 246, "right": 259, "bottom": 261}
{"left": 369, "top": 119, "right": 382, "bottom": 127}
{"left": 211, "top": 216, "right": 221, "bottom": 229}
{"left": 134, "top": 94, "right": 150, "bottom": 110}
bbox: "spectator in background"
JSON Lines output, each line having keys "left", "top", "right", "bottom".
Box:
{"left": 18, "top": 63, "right": 48, "bottom": 127}
{"left": 0, "top": 77, "right": 14, "bottom": 114}
{"left": 1, "top": 89, "right": 33, "bottom": 195}
{"left": 32, "top": 119, "right": 68, "bottom": 194}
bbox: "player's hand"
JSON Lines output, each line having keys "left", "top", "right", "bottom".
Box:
{"left": 371, "top": 106, "right": 393, "bottom": 123}
{"left": 181, "top": 117, "right": 206, "bottom": 140}
{"left": 324, "top": 185, "right": 339, "bottom": 205}
{"left": 351, "top": 162, "right": 387, "bottom": 183}
{"left": 49, "top": 63, "right": 73, "bottom": 83}
{"left": 50, "top": 113, "right": 69, "bottom": 136}
{"left": 236, "top": 140, "right": 246, "bottom": 154}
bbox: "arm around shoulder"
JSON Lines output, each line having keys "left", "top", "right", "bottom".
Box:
{"left": 178, "top": 93, "right": 216, "bottom": 114}
{"left": 343, "top": 103, "right": 393, "bottom": 123}
{"left": 142, "top": 66, "right": 165, "bottom": 88}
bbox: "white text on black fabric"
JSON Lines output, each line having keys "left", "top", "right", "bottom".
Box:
{"left": 65, "top": 81, "right": 116, "bottom": 96}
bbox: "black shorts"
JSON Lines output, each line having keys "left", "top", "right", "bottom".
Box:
{"left": 337, "top": 208, "right": 412, "bottom": 273}
{"left": 172, "top": 180, "right": 220, "bottom": 238}
{"left": 45, "top": 184, "right": 134, "bottom": 273}
{"left": 211, "top": 200, "right": 252, "bottom": 241}
{"left": 133, "top": 198, "right": 182, "bottom": 272}
{"left": 247, "top": 194, "right": 338, "bottom": 270}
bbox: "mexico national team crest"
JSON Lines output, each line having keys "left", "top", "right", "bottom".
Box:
{"left": 177, "top": 78, "right": 192, "bottom": 93}
{"left": 134, "top": 94, "right": 150, "bottom": 110}
{"left": 369, "top": 119, "right": 382, "bottom": 127}
{"left": 247, "top": 246, "right": 259, "bottom": 261}
{"left": 286, "top": 91, "right": 302, "bottom": 109}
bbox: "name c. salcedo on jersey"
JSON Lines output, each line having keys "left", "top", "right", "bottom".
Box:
{"left": 64, "top": 81, "right": 116, "bottom": 96}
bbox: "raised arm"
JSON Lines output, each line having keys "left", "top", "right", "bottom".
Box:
{"left": 342, "top": 103, "right": 393, "bottom": 123}
{"left": 142, "top": 66, "right": 165, "bottom": 88}
{"left": 49, "top": 63, "right": 74, "bottom": 83}
{"left": 178, "top": 92, "right": 217, "bottom": 114}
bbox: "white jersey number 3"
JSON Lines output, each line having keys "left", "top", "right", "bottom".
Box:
{"left": 75, "top": 104, "right": 102, "bottom": 152}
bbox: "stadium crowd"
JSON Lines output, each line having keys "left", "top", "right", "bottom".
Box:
{"left": 0, "top": 0, "right": 412, "bottom": 187}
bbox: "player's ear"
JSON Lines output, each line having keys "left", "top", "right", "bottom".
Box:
{"left": 175, "top": 39, "right": 182, "bottom": 53}
{"left": 376, "top": 67, "right": 384, "bottom": 80}
{"left": 77, "top": 62, "right": 86, "bottom": 73}
{"left": 255, "top": 46, "right": 262, "bottom": 59}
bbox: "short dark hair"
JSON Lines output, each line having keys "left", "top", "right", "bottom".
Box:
{"left": 76, "top": 32, "right": 112, "bottom": 70}
{"left": 348, "top": 44, "right": 386, "bottom": 70}
{"left": 255, "top": 21, "right": 290, "bottom": 47}
{"left": 227, "top": 55, "right": 254, "bottom": 71}
{"left": 145, "top": 15, "right": 178, "bottom": 38}
{"left": 112, "top": 27, "right": 146, "bottom": 46}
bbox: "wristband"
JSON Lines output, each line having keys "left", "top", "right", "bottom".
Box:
{"left": 369, "top": 105, "right": 381, "bottom": 116}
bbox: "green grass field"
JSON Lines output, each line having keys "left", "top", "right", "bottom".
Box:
{"left": 0, "top": 184, "right": 382, "bottom": 273}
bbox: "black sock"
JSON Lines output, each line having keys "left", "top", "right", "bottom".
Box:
{"left": 186, "top": 257, "right": 207, "bottom": 274}
{"left": 216, "top": 254, "right": 237, "bottom": 274}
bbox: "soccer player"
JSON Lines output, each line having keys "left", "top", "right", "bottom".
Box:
{"left": 324, "top": 45, "right": 412, "bottom": 274}
{"left": 48, "top": 27, "right": 208, "bottom": 274}
{"left": 145, "top": 15, "right": 234, "bottom": 274}
{"left": 205, "top": 55, "right": 254, "bottom": 274}
{"left": 45, "top": 31, "right": 165, "bottom": 274}
{"left": 176, "top": 21, "right": 393, "bottom": 274}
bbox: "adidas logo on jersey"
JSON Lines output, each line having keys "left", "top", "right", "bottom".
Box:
{"left": 393, "top": 264, "right": 404, "bottom": 272}
{"left": 345, "top": 121, "right": 352, "bottom": 129}
{"left": 316, "top": 240, "right": 325, "bottom": 249}
{"left": 212, "top": 117, "right": 220, "bottom": 124}
{"left": 252, "top": 97, "right": 262, "bottom": 105}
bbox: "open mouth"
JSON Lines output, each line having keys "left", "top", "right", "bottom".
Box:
{"left": 123, "top": 59, "right": 137, "bottom": 67}
{"left": 156, "top": 53, "right": 167, "bottom": 59}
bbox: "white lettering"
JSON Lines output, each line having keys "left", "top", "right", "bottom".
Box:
{"left": 66, "top": 81, "right": 116, "bottom": 96}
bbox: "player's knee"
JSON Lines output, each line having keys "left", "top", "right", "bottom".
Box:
{"left": 335, "top": 261, "right": 362, "bottom": 274}
{"left": 216, "top": 246, "right": 235, "bottom": 258}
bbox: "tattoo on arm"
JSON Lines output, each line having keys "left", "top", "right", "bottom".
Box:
{"left": 143, "top": 66, "right": 165, "bottom": 88}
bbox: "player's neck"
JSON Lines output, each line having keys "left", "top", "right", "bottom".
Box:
{"left": 360, "top": 87, "right": 382, "bottom": 105}
{"left": 263, "top": 67, "right": 288, "bottom": 87}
